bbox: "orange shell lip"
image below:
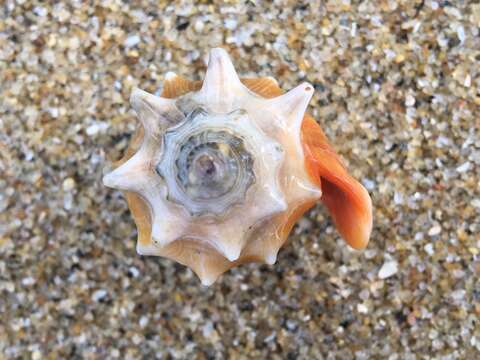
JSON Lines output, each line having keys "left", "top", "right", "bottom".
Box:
{"left": 302, "top": 116, "right": 373, "bottom": 250}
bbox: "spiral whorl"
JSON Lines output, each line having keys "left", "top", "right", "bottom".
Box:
{"left": 157, "top": 108, "right": 257, "bottom": 216}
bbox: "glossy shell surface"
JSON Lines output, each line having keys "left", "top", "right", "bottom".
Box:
{"left": 103, "top": 48, "right": 372, "bottom": 285}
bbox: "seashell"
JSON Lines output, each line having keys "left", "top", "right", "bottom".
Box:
{"left": 103, "top": 48, "right": 372, "bottom": 285}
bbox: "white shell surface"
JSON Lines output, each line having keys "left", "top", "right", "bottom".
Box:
{"left": 103, "top": 48, "right": 322, "bottom": 284}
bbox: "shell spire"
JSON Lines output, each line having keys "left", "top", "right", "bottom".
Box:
{"left": 130, "top": 87, "right": 184, "bottom": 134}
{"left": 102, "top": 151, "right": 151, "bottom": 191}
{"left": 266, "top": 82, "right": 314, "bottom": 131}
{"left": 103, "top": 48, "right": 372, "bottom": 285}
{"left": 198, "top": 48, "right": 249, "bottom": 112}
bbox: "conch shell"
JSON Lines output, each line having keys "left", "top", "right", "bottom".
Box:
{"left": 103, "top": 48, "right": 372, "bottom": 285}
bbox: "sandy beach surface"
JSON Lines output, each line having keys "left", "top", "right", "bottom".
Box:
{"left": 1, "top": 1, "right": 479, "bottom": 359}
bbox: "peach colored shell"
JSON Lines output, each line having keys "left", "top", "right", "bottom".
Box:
{"left": 111, "top": 74, "right": 372, "bottom": 284}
